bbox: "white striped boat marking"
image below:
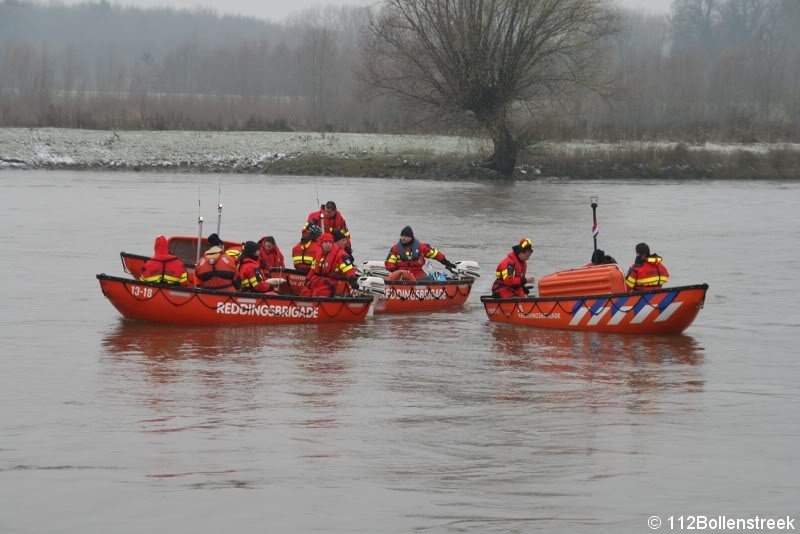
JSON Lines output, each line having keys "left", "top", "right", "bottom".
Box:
{"left": 631, "top": 305, "right": 654, "bottom": 324}
{"left": 608, "top": 306, "right": 633, "bottom": 325}
{"left": 654, "top": 302, "right": 683, "bottom": 322}
{"left": 168, "top": 291, "right": 191, "bottom": 298}
{"left": 569, "top": 307, "right": 589, "bottom": 325}
{"left": 236, "top": 298, "right": 257, "bottom": 304}
{"left": 587, "top": 307, "right": 610, "bottom": 326}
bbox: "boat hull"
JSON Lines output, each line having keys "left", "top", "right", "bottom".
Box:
{"left": 98, "top": 274, "right": 372, "bottom": 325}
{"left": 481, "top": 284, "right": 708, "bottom": 335}
{"left": 376, "top": 279, "right": 474, "bottom": 313}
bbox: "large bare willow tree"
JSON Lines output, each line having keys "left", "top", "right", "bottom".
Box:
{"left": 362, "top": 0, "right": 619, "bottom": 176}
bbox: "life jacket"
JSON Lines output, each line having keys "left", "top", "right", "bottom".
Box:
{"left": 195, "top": 252, "right": 238, "bottom": 290}
{"left": 386, "top": 239, "right": 425, "bottom": 271}
{"left": 626, "top": 254, "right": 669, "bottom": 291}
{"left": 258, "top": 240, "right": 285, "bottom": 269}
{"left": 140, "top": 235, "right": 189, "bottom": 285}
{"left": 292, "top": 240, "right": 322, "bottom": 271}
{"left": 316, "top": 244, "right": 355, "bottom": 278}
{"left": 491, "top": 251, "right": 526, "bottom": 294}
{"left": 306, "top": 209, "right": 349, "bottom": 237}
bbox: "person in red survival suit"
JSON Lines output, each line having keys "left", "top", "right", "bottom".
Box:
{"left": 292, "top": 224, "right": 323, "bottom": 272}
{"left": 194, "top": 245, "right": 240, "bottom": 291}
{"left": 384, "top": 226, "right": 456, "bottom": 280}
{"left": 238, "top": 241, "right": 274, "bottom": 293}
{"left": 491, "top": 238, "right": 534, "bottom": 298}
{"left": 207, "top": 233, "right": 242, "bottom": 261}
{"left": 258, "top": 236, "right": 285, "bottom": 269}
{"left": 140, "top": 235, "right": 191, "bottom": 286}
{"left": 625, "top": 242, "right": 670, "bottom": 291}
{"left": 304, "top": 200, "right": 352, "bottom": 254}
{"left": 300, "top": 232, "right": 359, "bottom": 297}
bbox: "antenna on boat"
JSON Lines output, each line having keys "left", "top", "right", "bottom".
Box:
{"left": 590, "top": 195, "right": 599, "bottom": 252}
{"left": 196, "top": 189, "right": 204, "bottom": 265}
{"left": 216, "top": 176, "right": 223, "bottom": 235}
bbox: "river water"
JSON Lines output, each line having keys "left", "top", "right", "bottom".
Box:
{"left": 1, "top": 171, "right": 798, "bottom": 533}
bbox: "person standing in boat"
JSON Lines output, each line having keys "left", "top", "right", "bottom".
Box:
{"left": 384, "top": 226, "right": 456, "bottom": 281}
{"left": 491, "top": 238, "right": 533, "bottom": 298}
{"left": 625, "top": 242, "right": 669, "bottom": 291}
{"left": 258, "top": 236, "right": 285, "bottom": 269}
{"left": 195, "top": 245, "right": 240, "bottom": 291}
{"left": 301, "top": 233, "right": 358, "bottom": 297}
{"left": 304, "top": 201, "right": 352, "bottom": 254}
{"left": 140, "top": 235, "right": 191, "bottom": 286}
{"left": 207, "top": 233, "right": 242, "bottom": 261}
{"left": 238, "top": 241, "right": 274, "bottom": 293}
{"left": 292, "top": 224, "right": 323, "bottom": 272}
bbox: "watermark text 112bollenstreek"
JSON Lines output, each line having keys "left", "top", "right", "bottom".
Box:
{"left": 648, "top": 515, "right": 796, "bottom": 531}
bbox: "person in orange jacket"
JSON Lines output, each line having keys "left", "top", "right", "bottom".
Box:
{"left": 300, "top": 232, "right": 358, "bottom": 297}
{"left": 258, "top": 236, "right": 285, "bottom": 269}
{"left": 384, "top": 226, "right": 455, "bottom": 280}
{"left": 195, "top": 245, "right": 240, "bottom": 291}
{"left": 238, "top": 241, "right": 273, "bottom": 293}
{"left": 491, "top": 238, "right": 533, "bottom": 298}
{"left": 304, "top": 201, "right": 352, "bottom": 254}
{"left": 292, "top": 224, "right": 323, "bottom": 272}
{"left": 625, "top": 242, "right": 669, "bottom": 291}
{"left": 140, "top": 235, "right": 191, "bottom": 286}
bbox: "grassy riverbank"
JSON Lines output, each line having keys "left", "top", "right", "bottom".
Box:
{"left": 2, "top": 128, "right": 799, "bottom": 179}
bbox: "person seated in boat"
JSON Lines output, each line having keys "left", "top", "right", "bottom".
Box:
{"left": 195, "top": 245, "right": 240, "bottom": 291}
{"left": 207, "top": 233, "right": 243, "bottom": 261}
{"left": 332, "top": 230, "right": 353, "bottom": 264}
{"left": 584, "top": 248, "right": 617, "bottom": 267}
{"left": 140, "top": 235, "right": 191, "bottom": 286}
{"left": 384, "top": 226, "right": 456, "bottom": 281}
{"left": 491, "top": 238, "right": 533, "bottom": 298}
{"left": 238, "top": 241, "right": 274, "bottom": 293}
{"left": 292, "top": 224, "right": 323, "bottom": 272}
{"left": 625, "top": 242, "right": 669, "bottom": 292}
{"left": 304, "top": 201, "right": 352, "bottom": 254}
{"left": 300, "top": 232, "right": 358, "bottom": 297}
{"left": 258, "top": 236, "right": 285, "bottom": 270}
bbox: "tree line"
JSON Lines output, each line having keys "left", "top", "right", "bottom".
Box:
{"left": 1, "top": 0, "right": 799, "bottom": 143}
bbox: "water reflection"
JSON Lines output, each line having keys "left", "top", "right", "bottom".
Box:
{"left": 490, "top": 324, "right": 705, "bottom": 408}
{"left": 100, "top": 320, "right": 262, "bottom": 431}
{"left": 286, "top": 323, "right": 361, "bottom": 429}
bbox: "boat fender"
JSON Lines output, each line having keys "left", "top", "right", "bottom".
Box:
{"left": 266, "top": 278, "right": 287, "bottom": 287}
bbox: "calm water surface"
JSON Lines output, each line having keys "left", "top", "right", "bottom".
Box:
{"left": 1, "top": 171, "right": 798, "bottom": 533}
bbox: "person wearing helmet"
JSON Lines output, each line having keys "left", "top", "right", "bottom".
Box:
{"left": 300, "top": 232, "right": 358, "bottom": 297}
{"left": 625, "top": 242, "right": 669, "bottom": 291}
{"left": 491, "top": 238, "right": 533, "bottom": 298}
{"left": 139, "top": 235, "right": 191, "bottom": 286}
{"left": 384, "top": 226, "right": 455, "bottom": 281}
{"left": 238, "top": 241, "right": 273, "bottom": 293}
{"left": 292, "top": 223, "right": 323, "bottom": 272}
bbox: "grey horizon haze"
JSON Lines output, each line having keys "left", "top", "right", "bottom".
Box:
{"left": 50, "top": 0, "right": 673, "bottom": 22}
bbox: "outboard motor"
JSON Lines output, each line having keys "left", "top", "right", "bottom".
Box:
{"left": 360, "top": 261, "right": 390, "bottom": 278}
{"left": 452, "top": 261, "right": 480, "bottom": 280}
{"left": 356, "top": 276, "right": 386, "bottom": 297}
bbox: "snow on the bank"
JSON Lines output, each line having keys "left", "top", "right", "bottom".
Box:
{"left": 0, "top": 128, "right": 489, "bottom": 170}
{"left": 1, "top": 128, "right": 798, "bottom": 170}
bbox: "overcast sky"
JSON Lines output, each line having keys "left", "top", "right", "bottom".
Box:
{"left": 58, "top": 0, "right": 673, "bottom": 22}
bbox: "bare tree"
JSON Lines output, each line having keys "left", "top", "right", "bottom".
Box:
{"left": 362, "top": 0, "right": 619, "bottom": 175}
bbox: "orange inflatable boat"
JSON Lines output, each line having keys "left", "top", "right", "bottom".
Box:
{"left": 97, "top": 274, "right": 373, "bottom": 325}
{"left": 376, "top": 279, "right": 475, "bottom": 313}
{"left": 481, "top": 265, "right": 708, "bottom": 334}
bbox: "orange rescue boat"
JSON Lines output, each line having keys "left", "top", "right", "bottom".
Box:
{"left": 97, "top": 274, "right": 373, "bottom": 325}
{"left": 481, "top": 264, "right": 708, "bottom": 335}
